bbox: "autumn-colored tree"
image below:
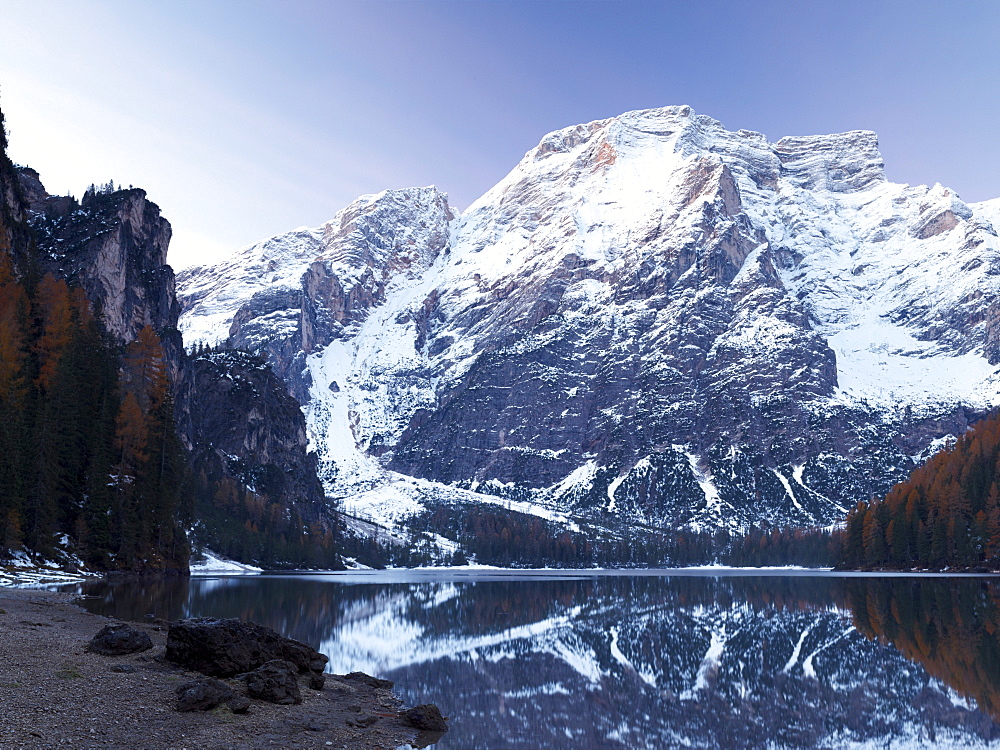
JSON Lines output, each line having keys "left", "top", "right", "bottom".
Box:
{"left": 841, "top": 410, "right": 1000, "bottom": 570}
{"left": 121, "top": 324, "right": 169, "bottom": 412}
{"left": 0, "top": 252, "right": 32, "bottom": 551}
{"left": 0, "top": 253, "right": 29, "bottom": 402}
{"left": 34, "top": 273, "right": 73, "bottom": 391}
{"left": 114, "top": 391, "right": 149, "bottom": 476}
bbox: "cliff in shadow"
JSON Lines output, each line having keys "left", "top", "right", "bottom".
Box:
{"left": 0, "top": 101, "right": 338, "bottom": 571}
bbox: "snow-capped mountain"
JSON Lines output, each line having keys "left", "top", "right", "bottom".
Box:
{"left": 178, "top": 106, "right": 1000, "bottom": 535}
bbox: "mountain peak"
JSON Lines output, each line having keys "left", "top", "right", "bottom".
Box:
{"left": 177, "top": 106, "right": 1000, "bottom": 537}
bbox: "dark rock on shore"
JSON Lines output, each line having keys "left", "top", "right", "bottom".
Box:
{"left": 228, "top": 695, "right": 251, "bottom": 714}
{"left": 241, "top": 659, "right": 302, "bottom": 705}
{"left": 165, "top": 617, "right": 328, "bottom": 678}
{"left": 343, "top": 671, "right": 394, "bottom": 689}
{"left": 163, "top": 615, "right": 447, "bottom": 735}
{"left": 86, "top": 623, "right": 153, "bottom": 655}
{"left": 307, "top": 672, "right": 326, "bottom": 690}
{"left": 402, "top": 704, "right": 448, "bottom": 732}
{"left": 175, "top": 677, "right": 236, "bottom": 712}
{"left": 0, "top": 589, "right": 433, "bottom": 749}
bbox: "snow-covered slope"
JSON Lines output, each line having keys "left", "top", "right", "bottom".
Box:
{"left": 178, "top": 106, "right": 1000, "bottom": 534}
{"left": 179, "top": 227, "right": 324, "bottom": 347}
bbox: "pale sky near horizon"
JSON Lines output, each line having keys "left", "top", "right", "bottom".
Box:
{"left": 1, "top": 0, "right": 998, "bottom": 270}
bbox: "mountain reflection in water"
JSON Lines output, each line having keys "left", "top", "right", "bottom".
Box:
{"left": 70, "top": 572, "right": 1000, "bottom": 749}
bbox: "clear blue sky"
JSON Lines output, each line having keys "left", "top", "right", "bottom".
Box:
{"left": 2, "top": 0, "right": 998, "bottom": 269}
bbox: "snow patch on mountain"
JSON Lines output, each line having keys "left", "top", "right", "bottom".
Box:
{"left": 338, "top": 472, "right": 582, "bottom": 536}
{"left": 178, "top": 227, "right": 323, "bottom": 345}
{"left": 828, "top": 313, "right": 1000, "bottom": 411}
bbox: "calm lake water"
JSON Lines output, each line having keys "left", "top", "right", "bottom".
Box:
{"left": 66, "top": 570, "right": 1000, "bottom": 749}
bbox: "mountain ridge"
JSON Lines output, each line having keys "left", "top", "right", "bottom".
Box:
{"left": 177, "top": 105, "right": 1000, "bottom": 541}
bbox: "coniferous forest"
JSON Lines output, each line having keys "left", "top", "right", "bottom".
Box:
{"left": 0, "top": 105, "right": 186, "bottom": 571}
{"left": 0, "top": 248, "right": 189, "bottom": 570}
{"left": 839, "top": 410, "right": 1000, "bottom": 570}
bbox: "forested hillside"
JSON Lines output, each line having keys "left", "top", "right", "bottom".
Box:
{"left": 840, "top": 411, "right": 1000, "bottom": 570}
{"left": 1, "top": 101, "right": 341, "bottom": 572}
{"left": 0, "top": 133, "right": 189, "bottom": 570}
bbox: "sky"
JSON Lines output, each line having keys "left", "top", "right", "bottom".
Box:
{"left": 1, "top": 0, "right": 998, "bottom": 270}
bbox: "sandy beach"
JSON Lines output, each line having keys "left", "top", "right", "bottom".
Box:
{"left": 0, "top": 587, "right": 432, "bottom": 750}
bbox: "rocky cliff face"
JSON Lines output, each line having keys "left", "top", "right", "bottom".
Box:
{"left": 177, "top": 106, "right": 1000, "bottom": 537}
{"left": 0, "top": 122, "right": 34, "bottom": 272}
{"left": 21, "top": 169, "right": 178, "bottom": 348}
{"left": 18, "top": 170, "right": 335, "bottom": 561}
{"left": 186, "top": 350, "right": 326, "bottom": 513}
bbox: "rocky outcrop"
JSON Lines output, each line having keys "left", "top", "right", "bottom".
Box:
{"left": 0, "top": 116, "right": 34, "bottom": 272}
{"left": 402, "top": 704, "right": 449, "bottom": 731}
{"left": 185, "top": 349, "right": 327, "bottom": 514}
{"left": 86, "top": 623, "right": 153, "bottom": 656}
{"left": 23, "top": 173, "right": 178, "bottom": 347}
{"left": 165, "top": 617, "right": 329, "bottom": 678}
{"left": 173, "top": 677, "right": 239, "bottom": 712}
{"left": 241, "top": 660, "right": 302, "bottom": 705}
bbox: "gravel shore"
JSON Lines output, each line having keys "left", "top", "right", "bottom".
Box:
{"left": 0, "top": 587, "right": 434, "bottom": 749}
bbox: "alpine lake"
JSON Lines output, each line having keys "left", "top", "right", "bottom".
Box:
{"left": 64, "top": 569, "right": 1000, "bottom": 749}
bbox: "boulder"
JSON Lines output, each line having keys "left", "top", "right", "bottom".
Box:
{"left": 241, "top": 659, "right": 301, "bottom": 705}
{"left": 165, "top": 617, "right": 328, "bottom": 678}
{"left": 175, "top": 677, "right": 235, "bottom": 712}
{"left": 402, "top": 704, "right": 448, "bottom": 732}
{"left": 86, "top": 623, "right": 153, "bottom": 655}
{"left": 343, "top": 671, "right": 393, "bottom": 689}
{"left": 307, "top": 672, "right": 326, "bottom": 690}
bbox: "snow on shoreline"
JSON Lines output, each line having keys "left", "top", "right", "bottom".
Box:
{"left": 189, "top": 549, "right": 263, "bottom": 575}
{"left": 7, "top": 557, "right": 989, "bottom": 589}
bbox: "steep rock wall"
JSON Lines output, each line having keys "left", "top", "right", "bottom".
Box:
{"left": 18, "top": 169, "right": 335, "bottom": 560}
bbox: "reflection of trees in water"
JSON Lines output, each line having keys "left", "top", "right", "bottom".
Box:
{"left": 73, "top": 574, "right": 855, "bottom": 644}
{"left": 73, "top": 576, "right": 193, "bottom": 622}
{"left": 73, "top": 573, "right": 846, "bottom": 622}
{"left": 843, "top": 577, "right": 1000, "bottom": 722}
{"left": 77, "top": 576, "right": 402, "bottom": 649}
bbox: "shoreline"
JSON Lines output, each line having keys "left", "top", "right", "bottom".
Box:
{"left": 0, "top": 587, "right": 432, "bottom": 749}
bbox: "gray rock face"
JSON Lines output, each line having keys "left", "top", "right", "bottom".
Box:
{"left": 402, "top": 703, "right": 448, "bottom": 732}
{"left": 174, "top": 677, "right": 236, "bottom": 712}
{"left": 241, "top": 659, "right": 302, "bottom": 705}
{"left": 185, "top": 350, "right": 327, "bottom": 515}
{"left": 25, "top": 175, "right": 178, "bottom": 348}
{"left": 177, "top": 106, "right": 1000, "bottom": 534}
{"left": 1, "top": 160, "right": 36, "bottom": 272}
